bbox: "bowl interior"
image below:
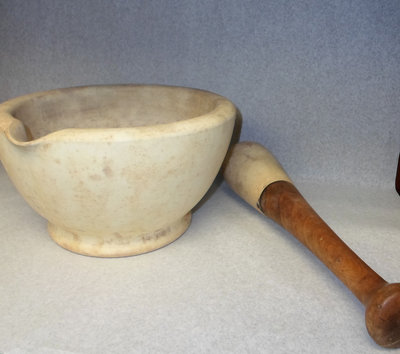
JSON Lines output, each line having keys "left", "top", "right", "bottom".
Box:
{"left": 10, "top": 85, "right": 221, "bottom": 140}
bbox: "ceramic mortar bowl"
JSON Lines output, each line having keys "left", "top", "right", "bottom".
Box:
{"left": 0, "top": 85, "right": 237, "bottom": 257}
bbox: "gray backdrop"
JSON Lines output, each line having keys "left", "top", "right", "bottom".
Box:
{"left": 1, "top": 0, "right": 399, "bottom": 188}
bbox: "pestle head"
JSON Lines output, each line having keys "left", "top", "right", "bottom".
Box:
{"left": 223, "top": 141, "right": 291, "bottom": 211}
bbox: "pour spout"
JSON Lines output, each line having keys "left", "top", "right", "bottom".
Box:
{"left": 0, "top": 110, "right": 14, "bottom": 133}
{"left": 0, "top": 111, "right": 31, "bottom": 164}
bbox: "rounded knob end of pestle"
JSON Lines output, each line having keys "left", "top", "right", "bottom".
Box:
{"left": 365, "top": 283, "right": 400, "bottom": 348}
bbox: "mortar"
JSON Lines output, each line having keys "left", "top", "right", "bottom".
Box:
{"left": 0, "top": 85, "right": 236, "bottom": 257}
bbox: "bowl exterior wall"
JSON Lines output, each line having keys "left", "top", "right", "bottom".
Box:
{"left": 0, "top": 118, "right": 235, "bottom": 235}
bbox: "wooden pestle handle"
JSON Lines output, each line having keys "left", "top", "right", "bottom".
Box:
{"left": 223, "top": 141, "right": 400, "bottom": 348}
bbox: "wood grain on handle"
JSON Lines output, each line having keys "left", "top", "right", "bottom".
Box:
{"left": 223, "top": 142, "right": 400, "bottom": 348}
{"left": 260, "top": 181, "right": 386, "bottom": 305}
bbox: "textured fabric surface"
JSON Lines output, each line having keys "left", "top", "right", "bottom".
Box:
{"left": 0, "top": 168, "right": 399, "bottom": 353}
{"left": 0, "top": 0, "right": 399, "bottom": 187}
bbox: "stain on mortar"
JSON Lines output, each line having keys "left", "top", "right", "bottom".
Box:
{"left": 141, "top": 227, "right": 170, "bottom": 243}
{"left": 89, "top": 174, "right": 102, "bottom": 181}
{"left": 102, "top": 165, "right": 113, "bottom": 177}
